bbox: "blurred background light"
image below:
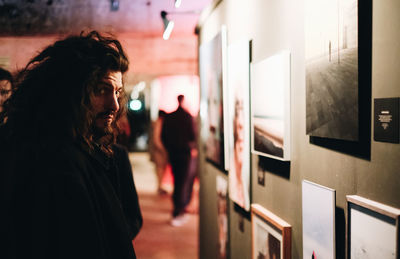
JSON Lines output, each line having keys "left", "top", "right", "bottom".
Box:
{"left": 129, "top": 99, "right": 143, "bottom": 111}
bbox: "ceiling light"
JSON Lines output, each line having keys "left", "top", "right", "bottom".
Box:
{"left": 160, "top": 10, "right": 200, "bottom": 40}
{"left": 174, "top": 0, "right": 182, "bottom": 8}
{"left": 161, "top": 11, "right": 174, "bottom": 40}
{"left": 110, "top": 0, "right": 119, "bottom": 11}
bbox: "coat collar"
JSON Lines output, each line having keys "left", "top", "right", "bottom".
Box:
{"left": 78, "top": 140, "right": 113, "bottom": 170}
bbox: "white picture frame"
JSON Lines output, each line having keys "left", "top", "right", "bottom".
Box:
{"left": 250, "top": 51, "right": 291, "bottom": 161}
{"left": 302, "top": 180, "right": 336, "bottom": 259}
{"left": 347, "top": 195, "right": 400, "bottom": 259}
{"left": 199, "top": 25, "right": 227, "bottom": 170}
{"left": 227, "top": 39, "right": 251, "bottom": 211}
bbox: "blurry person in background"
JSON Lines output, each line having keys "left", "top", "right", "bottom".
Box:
{"left": 0, "top": 31, "right": 142, "bottom": 259}
{"left": 151, "top": 110, "right": 169, "bottom": 195}
{"left": 0, "top": 67, "right": 13, "bottom": 113}
{"left": 161, "top": 95, "right": 196, "bottom": 226}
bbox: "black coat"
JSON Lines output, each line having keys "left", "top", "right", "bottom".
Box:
{"left": 161, "top": 106, "right": 195, "bottom": 153}
{"left": 0, "top": 137, "right": 142, "bottom": 259}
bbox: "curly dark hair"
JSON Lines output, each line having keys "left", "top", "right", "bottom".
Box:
{"left": 0, "top": 31, "right": 129, "bottom": 154}
{"left": 0, "top": 67, "right": 13, "bottom": 84}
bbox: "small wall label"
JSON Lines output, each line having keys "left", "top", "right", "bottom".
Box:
{"left": 374, "top": 98, "right": 399, "bottom": 143}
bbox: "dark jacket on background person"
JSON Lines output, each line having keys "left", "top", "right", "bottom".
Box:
{"left": 160, "top": 105, "right": 196, "bottom": 217}
{"left": 161, "top": 106, "right": 195, "bottom": 153}
{"left": 0, "top": 132, "right": 142, "bottom": 259}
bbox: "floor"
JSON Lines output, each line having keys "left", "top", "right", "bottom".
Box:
{"left": 129, "top": 152, "right": 199, "bottom": 259}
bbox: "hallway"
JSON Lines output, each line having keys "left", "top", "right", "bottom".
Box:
{"left": 129, "top": 152, "right": 199, "bottom": 259}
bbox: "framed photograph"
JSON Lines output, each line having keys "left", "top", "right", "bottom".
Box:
{"left": 347, "top": 195, "right": 400, "bottom": 259}
{"left": 227, "top": 39, "right": 251, "bottom": 211}
{"left": 199, "top": 25, "right": 227, "bottom": 170}
{"left": 216, "top": 175, "right": 229, "bottom": 259}
{"left": 251, "top": 204, "right": 291, "bottom": 259}
{"left": 305, "top": 0, "right": 359, "bottom": 141}
{"left": 302, "top": 180, "right": 336, "bottom": 259}
{"left": 251, "top": 51, "right": 291, "bottom": 161}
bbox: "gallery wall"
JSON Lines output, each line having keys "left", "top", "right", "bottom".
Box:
{"left": 197, "top": 0, "right": 400, "bottom": 258}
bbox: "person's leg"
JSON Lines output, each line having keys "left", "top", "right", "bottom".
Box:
{"left": 156, "top": 164, "right": 168, "bottom": 194}
{"left": 169, "top": 153, "right": 191, "bottom": 217}
{"left": 154, "top": 149, "right": 168, "bottom": 193}
{"left": 182, "top": 154, "right": 197, "bottom": 209}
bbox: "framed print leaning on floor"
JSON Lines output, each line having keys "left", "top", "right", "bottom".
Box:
{"left": 251, "top": 204, "right": 291, "bottom": 259}
{"left": 347, "top": 195, "right": 400, "bottom": 259}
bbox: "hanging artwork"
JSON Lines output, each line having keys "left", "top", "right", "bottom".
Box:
{"left": 199, "top": 26, "right": 227, "bottom": 170}
{"left": 302, "top": 180, "right": 336, "bottom": 259}
{"left": 217, "top": 175, "right": 229, "bottom": 259}
{"left": 251, "top": 51, "right": 291, "bottom": 161}
{"left": 347, "top": 195, "right": 400, "bottom": 259}
{"left": 251, "top": 204, "right": 291, "bottom": 259}
{"left": 227, "top": 39, "right": 251, "bottom": 211}
{"left": 305, "top": 0, "right": 359, "bottom": 141}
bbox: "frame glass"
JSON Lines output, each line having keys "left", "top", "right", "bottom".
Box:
{"left": 251, "top": 204, "right": 291, "bottom": 259}
{"left": 347, "top": 195, "right": 400, "bottom": 259}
